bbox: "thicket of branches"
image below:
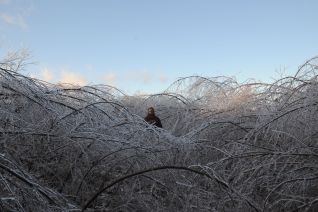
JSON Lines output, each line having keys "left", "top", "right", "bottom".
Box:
{"left": 1, "top": 54, "right": 318, "bottom": 211}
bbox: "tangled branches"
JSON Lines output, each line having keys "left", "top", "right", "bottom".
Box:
{"left": 1, "top": 55, "right": 318, "bottom": 211}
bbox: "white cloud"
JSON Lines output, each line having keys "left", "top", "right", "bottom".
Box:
{"left": 158, "top": 74, "right": 168, "bottom": 83}
{"left": 0, "top": 13, "right": 14, "bottom": 24}
{"left": 125, "top": 70, "right": 152, "bottom": 84}
{"left": 58, "top": 70, "right": 87, "bottom": 86}
{"left": 85, "top": 64, "right": 95, "bottom": 71}
{"left": 102, "top": 73, "right": 117, "bottom": 86}
{"left": 0, "top": 0, "right": 10, "bottom": 4}
{"left": 124, "top": 70, "right": 169, "bottom": 84}
{"left": 40, "top": 67, "right": 54, "bottom": 82}
{"left": 0, "top": 13, "right": 27, "bottom": 29}
{"left": 140, "top": 72, "right": 152, "bottom": 83}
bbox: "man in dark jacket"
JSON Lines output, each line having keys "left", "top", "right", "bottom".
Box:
{"left": 144, "top": 107, "right": 162, "bottom": 128}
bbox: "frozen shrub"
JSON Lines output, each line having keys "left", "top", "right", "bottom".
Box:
{"left": 0, "top": 54, "right": 318, "bottom": 211}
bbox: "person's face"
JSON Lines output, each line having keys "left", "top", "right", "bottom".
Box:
{"left": 148, "top": 108, "right": 154, "bottom": 115}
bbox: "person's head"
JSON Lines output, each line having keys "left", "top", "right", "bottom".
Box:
{"left": 147, "top": 107, "right": 155, "bottom": 115}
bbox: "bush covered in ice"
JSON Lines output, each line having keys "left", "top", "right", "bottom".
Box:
{"left": 1, "top": 55, "right": 318, "bottom": 211}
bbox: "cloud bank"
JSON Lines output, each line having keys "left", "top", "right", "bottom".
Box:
{"left": 36, "top": 67, "right": 170, "bottom": 93}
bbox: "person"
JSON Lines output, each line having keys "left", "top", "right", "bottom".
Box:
{"left": 144, "top": 107, "right": 162, "bottom": 128}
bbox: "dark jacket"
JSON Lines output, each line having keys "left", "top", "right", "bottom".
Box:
{"left": 144, "top": 115, "right": 162, "bottom": 128}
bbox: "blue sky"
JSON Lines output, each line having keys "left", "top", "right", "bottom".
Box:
{"left": 1, "top": 0, "right": 318, "bottom": 94}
